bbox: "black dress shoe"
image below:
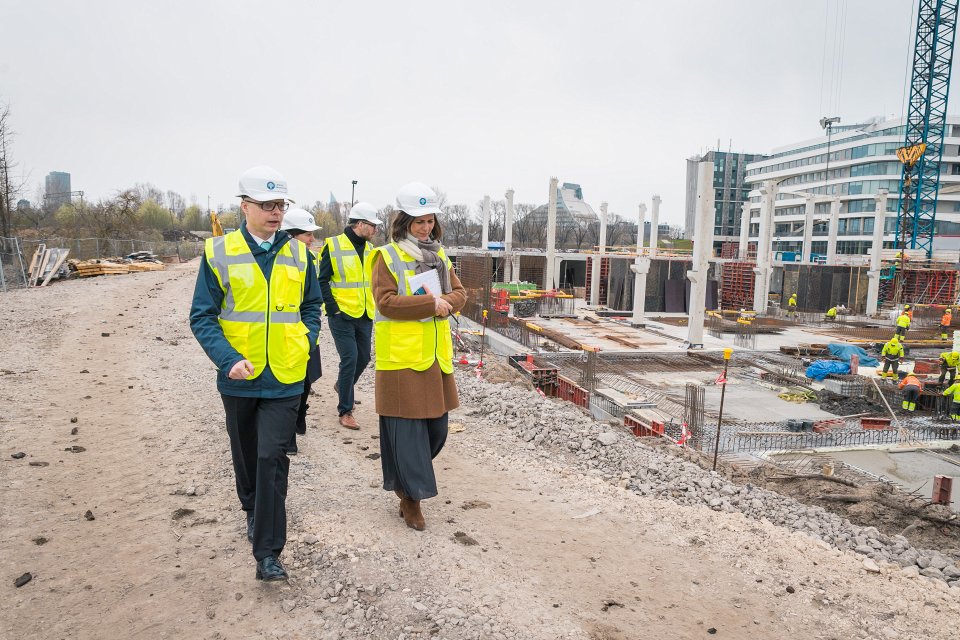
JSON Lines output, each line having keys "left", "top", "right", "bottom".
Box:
{"left": 255, "top": 556, "right": 288, "bottom": 581}
{"left": 246, "top": 513, "right": 254, "bottom": 543}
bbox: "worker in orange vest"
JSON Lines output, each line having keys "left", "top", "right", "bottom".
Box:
{"left": 940, "top": 308, "right": 952, "bottom": 340}
{"left": 897, "top": 372, "right": 923, "bottom": 412}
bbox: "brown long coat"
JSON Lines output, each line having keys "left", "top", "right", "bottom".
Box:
{"left": 371, "top": 252, "right": 467, "bottom": 419}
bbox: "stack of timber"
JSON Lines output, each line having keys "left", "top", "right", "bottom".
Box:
{"left": 71, "top": 259, "right": 131, "bottom": 277}
{"left": 26, "top": 244, "right": 71, "bottom": 287}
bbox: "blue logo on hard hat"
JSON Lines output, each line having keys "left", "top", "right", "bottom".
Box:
{"left": 266, "top": 181, "right": 276, "bottom": 190}
{"left": 419, "top": 197, "right": 427, "bottom": 205}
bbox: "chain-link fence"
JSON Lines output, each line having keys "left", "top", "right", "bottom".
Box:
{"left": 0, "top": 237, "right": 29, "bottom": 291}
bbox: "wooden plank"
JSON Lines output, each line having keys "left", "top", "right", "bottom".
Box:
{"left": 40, "top": 249, "right": 70, "bottom": 287}
{"left": 32, "top": 248, "right": 52, "bottom": 287}
{"left": 27, "top": 243, "right": 45, "bottom": 282}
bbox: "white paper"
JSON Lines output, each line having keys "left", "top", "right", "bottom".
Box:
{"left": 407, "top": 269, "right": 442, "bottom": 298}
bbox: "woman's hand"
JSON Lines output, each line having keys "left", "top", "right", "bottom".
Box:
{"left": 434, "top": 297, "right": 453, "bottom": 317}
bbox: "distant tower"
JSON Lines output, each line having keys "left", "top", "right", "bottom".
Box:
{"left": 44, "top": 171, "right": 72, "bottom": 209}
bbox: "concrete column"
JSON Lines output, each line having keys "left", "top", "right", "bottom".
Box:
{"left": 481, "top": 195, "right": 491, "bottom": 250}
{"left": 752, "top": 181, "right": 776, "bottom": 313}
{"left": 648, "top": 195, "right": 661, "bottom": 258}
{"left": 504, "top": 188, "right": 515, "bottom": 281}
{"left": 544, "top": 177, "right": 558, "bottom": 290}
{"left": 802, "top": 195, "right": 815, "bottom": 264}
{"left": 687, "top": 161, "right": 714, "bottom": 347}
{"left": 590, "top": 201, "right": 608, "bottom": 306}
{"left": 631, "top": 203, "right": 649, "bottom": 325}
{"left": 826, "top": 196, "right": 841, "bottom": 265}
{"left": 738, "top": 202, "right": 751, "bottom": 260}
{"left": 866, "top": 189, "right": 889, "bottom": 316}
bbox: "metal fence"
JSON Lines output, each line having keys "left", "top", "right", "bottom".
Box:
{"left": 20, "top": 237, "right": 205, "bottom": 263}
{"left": 0, "top": 237, "right": 28, "bottom": 291}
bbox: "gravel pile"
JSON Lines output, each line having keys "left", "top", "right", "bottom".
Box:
{"left": 458, "top": 373, "right": 960, "bottom": 589}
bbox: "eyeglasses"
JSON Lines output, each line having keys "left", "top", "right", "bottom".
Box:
{"left": 243, "top": 198, "right": 290, "bottom": 212}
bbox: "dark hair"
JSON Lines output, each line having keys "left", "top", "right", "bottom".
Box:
{"left": 390, "top": 211, "right": 443, "bottom": 243}
{"left": 284, "top": 228, "right": 307, "bottom": 237}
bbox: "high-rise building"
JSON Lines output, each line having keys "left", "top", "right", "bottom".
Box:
{"left": 744, "top": 115, "right": 960, "bottom": 257}
{"left": 685, "top": 150, "right": 767, "bottom": 252}
{"left": 44, "top": 171, "right": 72, "bottom": 209}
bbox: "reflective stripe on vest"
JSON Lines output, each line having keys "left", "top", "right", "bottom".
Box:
{"left": 324, "top": 233, "right": 375, "bottom": 319}
{"left": 205, "top": 230, "right": 310, "bottom": 384}
{"left": 373, "top": 242, "right": 453, "bottom": 374}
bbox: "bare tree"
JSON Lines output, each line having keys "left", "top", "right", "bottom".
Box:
{"left": 73, "top": 190, "right": 142, "bottom": 238}
{"left": 166, "top": 190, "right": 186, "bottom": 219}
{"left": 442, "top": 203, "right": 475, "bottom": 247}
{"left": 0, "top": 103, "right": 23, "bottom": 237}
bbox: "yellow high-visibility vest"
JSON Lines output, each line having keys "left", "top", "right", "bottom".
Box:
{"left": 882, "top": 341, "right": 904, "bottom": 358}
{"left": 204, "top": 230, "right": 310, "bottom": 384}
{"left": 373, "top": 242, "right": 453, "bottom": 374}
{"left": 896, "top": 313, "right": 911, "bottom": 328}
{"left": 324, "top": 233, "right": 375, "bottom": 319}
{"left": 943, "top": 383, "right": 960, "bottom": 402}
{"left": 941, "top": 352, "right": 960, "bottom": 368}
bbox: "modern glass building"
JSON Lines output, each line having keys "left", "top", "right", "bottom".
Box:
{"left": 685, "top": 150, "right": 767, "bottom": 252}
{"left": 44, "top": 171, "right": 72, "bottom": 209}
{"left": 743, "top": 116, "right": 960, "bottom": 256}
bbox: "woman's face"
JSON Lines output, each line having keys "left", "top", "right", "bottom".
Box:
{"left": 409, "top": 215, "right": 435, "bottom": 242}
{"left": 293, "top": 231, "right": 315, "bottom": 249}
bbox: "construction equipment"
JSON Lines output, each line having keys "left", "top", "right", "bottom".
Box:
{"left": 210, "top": 212, "right": 224, "bottom": 237}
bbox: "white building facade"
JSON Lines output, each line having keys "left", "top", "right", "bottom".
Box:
{"left": 743, "top": 116, "right": 960, "bottom": 259}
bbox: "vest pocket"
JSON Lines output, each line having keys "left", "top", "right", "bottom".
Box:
{"left": 273, "top": 322, "right": 310, "bottom": 376}
{"left": 385, "top": 322, "right": 424, "bottom": 363}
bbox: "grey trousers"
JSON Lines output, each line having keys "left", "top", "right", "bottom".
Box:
{"left": 379, "top": 414, "right": 448, "bottom": 501}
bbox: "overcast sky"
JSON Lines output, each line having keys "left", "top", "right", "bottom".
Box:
{"left": 0, "top": 0, "right": 937, "bottom": 225}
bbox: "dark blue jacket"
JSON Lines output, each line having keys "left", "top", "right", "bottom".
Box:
{"left": 189, "top": 223, "right": 322, "bottom": 398}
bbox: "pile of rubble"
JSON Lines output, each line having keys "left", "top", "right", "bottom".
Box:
{"left": 457, "top": 373, "right": 960, "bottom": 588}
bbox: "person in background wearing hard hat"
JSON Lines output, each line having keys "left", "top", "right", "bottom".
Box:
{"left": 880, "top": 336, "right": 904, "bottom": 379}
{"left": 903, "top": 304, "right": 913, "bottom": 320}
{"left": 898, "top": 371, "right": 923, "bottom": 412}
{"left": 189, "top": 166, "right": 322, "bottom": 582}
{"left": 787, "top": 293, "right": 797, "bottom": 319}
{"left": 280, "top": 208, "right": 323, "bottom": 454}
{"left": 824, "top": 305, "right": 838, "bottom": 321}
{"left": 895, "top": 308, "right": 911, "bottom": 338}
{"left": 940, "top": 308, "right": 953, "bottom": 340}
{"left": 942, "top": 379, "right": 960, "bottom": 420}
{"left": 318, "top": 202, "right": 381, "bottom": 430}
{"left": 371, "top": 182, "right": 466, "bottom": 531}
{"left": 939, "top": 350, "right": 960, "bottom": 386}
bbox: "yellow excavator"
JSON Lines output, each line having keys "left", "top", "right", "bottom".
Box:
{"left": 210, "top": 212, "right": 224, "bottom": 237}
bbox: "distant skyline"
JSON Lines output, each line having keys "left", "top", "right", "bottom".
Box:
{"left": 0, "top": 0, "right": 940, "bottom": 225}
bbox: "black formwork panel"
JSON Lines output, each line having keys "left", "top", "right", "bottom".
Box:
{"left": 778, "top": 265, "right": 869, "bottom": 313}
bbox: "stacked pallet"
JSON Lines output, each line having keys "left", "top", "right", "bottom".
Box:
{"left": 71, "top": 260, "right": 130, "bottom": 277}
{"left": 127, "top": 262, "right": 165, "bottom": 272}
{"left": 27, "top": 244, "right": 71, "bottom": 287}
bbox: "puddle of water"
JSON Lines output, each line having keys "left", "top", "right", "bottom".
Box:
{"left": 829, "top": 449, "right": 960, "bottom": 512}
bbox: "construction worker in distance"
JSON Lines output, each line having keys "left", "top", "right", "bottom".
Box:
{"left": 940, "top": 307, "right": 952, "bottom": 340}
{"left": 318, "top": 202, "right": 381, "bottom": 430}
{"left": 824, "top": 305, "right": 838, "bottom": 321}
{"left": 880, "top": 336, "right": 904, "bottom": 379}
{"left": 894, "top": 307, "right": 911, "bottom": 338}
{"left": 190, "top": 165, "right": 322, "bottom": 583}
{"left": 898, "top": 371, "right": 923, "bottom": 412}
{"left": 787, "top": 293, "right": 798, "bottom": 319}
{"left": 903, "top": 304, "right": 914, "bottom": 320}
{"left": 938, "top": 350, "right": 960, "bottom": 386}
{"left": 942, "top": 379, "right": 960, "bottom": 420}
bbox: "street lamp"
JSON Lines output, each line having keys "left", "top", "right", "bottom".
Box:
{"left": 351, "top": 180, "right": 358, "bottom": 207}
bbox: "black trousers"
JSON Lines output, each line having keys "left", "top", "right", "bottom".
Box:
{"left": 939, "top": 363, "right": 956, "bottom": 385}
{"left": 221, "top": 394, "right": 299, "bottom": 561}
{"left": 379, "top": 414, "right": 448, "bottom": 501}
{"left": 882, "top": 357, "right": 900, "bottom": 376}
{"left": 329, "top": 313, "right": 373, "bottom": 416}
{"left": 895, "top": 325, "right": 907, "bottom": 337}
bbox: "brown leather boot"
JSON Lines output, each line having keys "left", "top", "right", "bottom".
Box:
{"left": 400, "top": 497, "right": 425, "bottom": 531}
{"left": 394, "top": 490, "right": 406, "bottom": 518}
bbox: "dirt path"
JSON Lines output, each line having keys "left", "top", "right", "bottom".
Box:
{"left": 1, "top": 261, "right": 957, "bottom": 639}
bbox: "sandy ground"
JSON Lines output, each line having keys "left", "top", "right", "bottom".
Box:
{"left": 2, "top": 260, "right": 958, "bottom": 640}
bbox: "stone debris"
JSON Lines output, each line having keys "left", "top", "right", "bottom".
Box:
{"left": 14, "top": 573, "right": 32, "bottom": 588}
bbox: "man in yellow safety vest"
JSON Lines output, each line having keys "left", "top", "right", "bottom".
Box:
{"left": 880, "top": 336, "right": 904, "bottom": 379}
{"left": 943, "top": 380, "right": 960, "bottom": 420}
{"left": 939, "top": 350, "right": 960, "bottom": 386}
{"left": 895, "top": 309, "right": 911, "bottom": 338}
{"left": 319, "top": 202, "right": 382, "bottom": 430}
{"left": 190, "top": 166, "right": 322, "bottom": 582}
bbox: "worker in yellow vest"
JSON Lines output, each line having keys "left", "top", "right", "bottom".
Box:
{"left": 942, "top": 380, "right": 960, "bottom": 420}
{"left": 939, "top": 350, "right": 960, "bottom": 386}
{"left": 903, "top": 304, "right": 913, "bottom": 320}
{"left": 880, "top": 336, "right": 904, "bottom": 378}
{"left": 190, "top": 165, "right": 322, "bottom": 582}
{"left": 825, "top": 305, "right": 838, "bottom": 321}
{"left": 787, "top": 293, "right": 798, "bottom": 319}
{"left": 940, "top": 308, "right": 953, "bottom": 340}
{"left": 895, "top": 309, "right": 911, "bottom": 338}
{"left": 898, "top": 372, "right": 923, "bottom": 412}
{"left": 318, "top": 202, "right": 381, "bottom": 430}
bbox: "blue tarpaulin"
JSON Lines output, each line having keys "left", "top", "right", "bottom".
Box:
{"left": 826, "top": 343, "right": 878, "bottom": 367}
{"left": 805, "top": 360, "right": 851, "bottom": 380}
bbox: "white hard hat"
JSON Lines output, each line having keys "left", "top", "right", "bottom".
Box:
{"left": 348, "top": 202, "right": 382, "bottom": 225}
{"left": 236, "top": 165, "right": 295, "bottom": 203}
{"left": 395, "top": 182, "right": 442, "bottom": 217}
{"left": 280, "top": 207, "right": 319, "bottom": 232}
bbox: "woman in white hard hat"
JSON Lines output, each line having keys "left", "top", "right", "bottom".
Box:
{"left": 280, "top": 208, "right": 323, "bottom": 454}
{"left": 370, "top": 182, "right": 466, "bottom": 531}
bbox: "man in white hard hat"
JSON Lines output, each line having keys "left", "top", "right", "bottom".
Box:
{"left": 318, "top": 201, "right": 381, "bottom": 429}
{"left": 279, "top": 208, "right": 323, "bottom": 454}
{"left": 190, "top": 166, "right": 322, "bottom": 582}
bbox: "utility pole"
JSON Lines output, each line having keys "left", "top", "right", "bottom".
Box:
{"left": 351, "top": 180, "right": 358, "bottom": 207}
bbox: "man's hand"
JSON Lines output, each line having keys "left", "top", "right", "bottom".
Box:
{"left": 434, "top": 297, "right": 453, "bottom": 317}
{"left": 228, "top": 359, "right": 255, "bottom": 380}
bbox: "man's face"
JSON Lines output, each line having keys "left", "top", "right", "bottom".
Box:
{"left": 353, "top": 220, "right": 378, "bottom": 241}
{"left": 241, "top": 199, "right": 286, "bottom": 238}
